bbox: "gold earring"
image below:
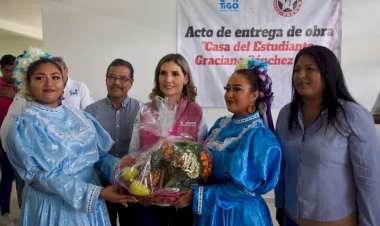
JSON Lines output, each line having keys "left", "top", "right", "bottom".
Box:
{"left": 247, "top": 104, "right": 255, "bottom": 114}
{"left": 25, "top": 93, "right": 34, "bottom": 101}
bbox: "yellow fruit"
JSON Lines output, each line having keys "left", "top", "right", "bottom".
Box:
{"left": 120, "top": 167, "right": 139, "bottom": 182}
{"left": 129, "top": 180, "right": 151, "bottom": 196}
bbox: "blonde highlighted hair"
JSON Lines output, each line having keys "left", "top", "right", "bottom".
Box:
{"left": 149, "top": 53, "right": 197, "bottom": 102}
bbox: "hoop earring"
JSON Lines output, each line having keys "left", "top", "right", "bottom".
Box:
{"left": 25, "top": 93, "right": 34, "bottom": 101}
{"left": 247, "top": 104, "right": 255, "bottom": 114}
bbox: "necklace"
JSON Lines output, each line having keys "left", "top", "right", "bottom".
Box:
{"left": 233, "top": 113, "right": 259, "bottom": 124}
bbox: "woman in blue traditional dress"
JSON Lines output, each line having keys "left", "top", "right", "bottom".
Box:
{"left": 4, "top": 50, "right": 137, "bottom": 226}
{"left": 173, "top": 58, "right": 282, "bottom": 226}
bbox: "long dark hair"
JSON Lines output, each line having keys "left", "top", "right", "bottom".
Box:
{"left": 289, "top": 45, "right": 356, "bottom": 129}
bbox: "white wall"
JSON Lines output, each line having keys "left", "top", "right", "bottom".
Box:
{"left": 341, "top": 1, "right": 380, "bottom": 141}
{"left": 341, "top": 1, "right": 380, "bottom": 110}
{"left": 0, "top": 35, "right": 43, "bottom": 58}
{"left": 42, "top": 0, "right": 177, "bottom": 102}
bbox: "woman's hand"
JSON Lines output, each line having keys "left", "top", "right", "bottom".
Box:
{"left": 99, "top": 184, "right": 138, "bottom": 207}
{"left": 172, "top": 190, "right": 193, "bottom": 209}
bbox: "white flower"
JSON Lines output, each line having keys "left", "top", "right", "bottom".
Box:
{"left": 181, "top": 151, "right": 200, "bottom": 179}
{"left": 13, "top": 47, "right": 50, "bottom": 98}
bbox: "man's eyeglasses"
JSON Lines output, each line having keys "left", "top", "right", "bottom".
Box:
{"left": 106, "top": 75, "right": 133, "bottom": 83}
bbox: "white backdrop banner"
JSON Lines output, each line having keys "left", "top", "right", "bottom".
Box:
{"left": 177, "top": 0, "right": 342, "bottom": 108}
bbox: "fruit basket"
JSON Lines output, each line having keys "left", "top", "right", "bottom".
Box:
{"left": 114, "top": 138, "right": 212, "bottom": 204}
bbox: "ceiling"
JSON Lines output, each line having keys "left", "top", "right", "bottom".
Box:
{"left": 0, "top": 0, "right": 42, "bottom": 40}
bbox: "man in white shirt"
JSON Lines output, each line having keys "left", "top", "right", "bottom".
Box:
{"left": 51, "top": 56, "right": 94, "bottom": 110}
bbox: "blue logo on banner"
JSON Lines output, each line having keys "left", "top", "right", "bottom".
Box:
{"left": 220, "top": 0, "right": 239, "bottom": 11}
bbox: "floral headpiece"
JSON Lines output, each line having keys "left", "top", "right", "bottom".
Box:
{"left": 235, "top": 58, "right": 274, "bottom": 132}
{"left": 13, "top": 47, "right": 51, "bottom": 98}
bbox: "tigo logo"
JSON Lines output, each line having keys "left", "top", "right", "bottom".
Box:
{"left": 220, "top": 0, "right": 239, "bottom": 11}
